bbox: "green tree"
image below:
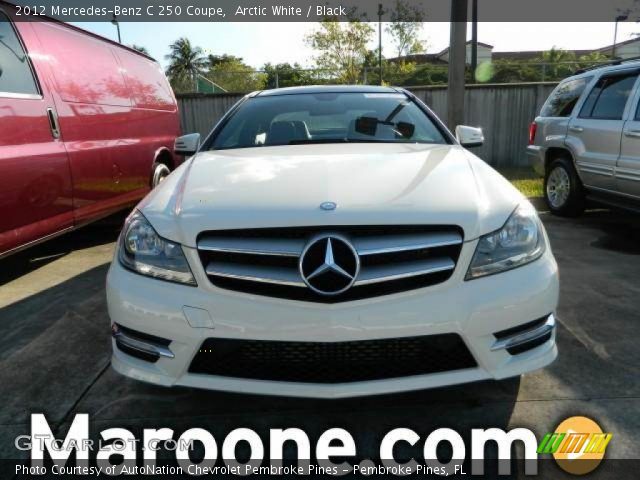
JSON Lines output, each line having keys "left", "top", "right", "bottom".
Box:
{"left": 577, "top": 51, "right": 610, "bottom": 69}
{"left": 306, "top": 11, "right": 374, "bottom": 84}
{"left": 207, "top": 54, "right": 244, "bottom": 69}
{"left": 537, "top": 47, "right": 577, "bottom": 80}
{"left": 131, "top": 44, "right": 150, "bottom": 56}
{"left": 371, "top": 59, "right": 420, "bottom": 86}
{"left": 490, "top": 60, "right": 541, "bottom": 83}
{"left": 262, "top": 62, "right": 315, "bottom": 88}
{"left": 402, "top": 63, "right": 448, "bottom": 86}
{"left": 165, "top": 38, "right": 207, "bottom": 93}
{"left": 386, "top": 0, "right": 426, "bottom": 58}
{"left": 361, "top": 48, "right": 382, "bottom": 84}
{"left": 205, "top": 55, "right": 267, "bottom": 92}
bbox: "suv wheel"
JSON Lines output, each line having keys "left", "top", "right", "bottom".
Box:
{"left": 151, "top": 162, "right": 171, "bottom": 188}
{"left": 544, "top": 157, "right": 584, "bottom": 216}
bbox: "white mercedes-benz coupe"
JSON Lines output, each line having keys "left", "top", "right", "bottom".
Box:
{"left": 107, "top": 86, "right": 558, "bottom": 398}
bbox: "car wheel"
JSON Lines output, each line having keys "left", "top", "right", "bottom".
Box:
{"left": 151, "top": 162, "right": 171, "bottom": 188}
{"left": 544, "top": 157, "right": 584, "bottom": 217}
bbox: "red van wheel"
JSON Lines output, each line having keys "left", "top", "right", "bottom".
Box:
{"left": 151, "top": 162, "right": 171, "bottom": 188}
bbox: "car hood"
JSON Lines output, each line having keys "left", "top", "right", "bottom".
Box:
{"left": 139, "top": 143, "right": 524, "bottom": 247}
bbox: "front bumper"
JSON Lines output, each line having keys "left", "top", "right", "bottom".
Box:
{"left": 106, "top": 240, "right": 559, "bottom": 398}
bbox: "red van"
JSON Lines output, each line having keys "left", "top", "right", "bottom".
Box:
{"left": 0, "top": 2, "right": 181, "bottom": 258}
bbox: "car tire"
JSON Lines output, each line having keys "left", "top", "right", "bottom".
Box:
{"left": 544, "top": 157, "right": 585, "bottom": 217}
{"left": 151, "top": 162, "right": 171, "bottom": 188}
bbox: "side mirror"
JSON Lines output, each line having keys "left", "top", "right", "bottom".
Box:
{"left": 455, "top": 125, "right": 484, "bottom": 148}
{"left": 174, "top": 133, "right": 201, "bottom": 156}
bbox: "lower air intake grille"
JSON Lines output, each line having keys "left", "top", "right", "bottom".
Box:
{"left": 189, "top": 334, "right": 476, "bottom": 383}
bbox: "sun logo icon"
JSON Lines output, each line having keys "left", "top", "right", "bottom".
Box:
{"left": 537, "top": 416, "right": 612, "bottom": 475}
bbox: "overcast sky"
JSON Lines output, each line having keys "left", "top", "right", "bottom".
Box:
{"left": 74, "top": 21, "right": 640, "bottom": 69}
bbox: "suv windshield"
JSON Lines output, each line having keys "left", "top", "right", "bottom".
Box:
{"left": 210, "top": 92, "right": 448, "bottom": 150}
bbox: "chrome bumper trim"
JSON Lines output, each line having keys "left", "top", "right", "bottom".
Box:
{"left": 491, "top": 314, "right": 555, "bottom": 352}
{"left": 112, "top": 328, "right": 175, "bottom": 359}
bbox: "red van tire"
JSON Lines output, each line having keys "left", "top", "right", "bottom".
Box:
{"left": 151, "top": 162, "right": 171, "bottom": 188}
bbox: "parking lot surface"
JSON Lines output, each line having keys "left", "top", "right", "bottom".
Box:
{"left": 1, "top": 209, "right": 638, "bottom": 474}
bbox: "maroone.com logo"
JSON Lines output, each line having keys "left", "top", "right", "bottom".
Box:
{"left": 14, "top": 414, "right": 611, "bottom": 476}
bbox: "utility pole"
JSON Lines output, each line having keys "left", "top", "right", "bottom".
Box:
{"left": 447, "top": 0, "right": 468, "bottom": 130}
{"left": 111, "top": 14, "right": 121, "bottom": 44}
{"left": 471, "top": 0, "right": 478, "bottom": 80}
{"left": 613, "top": 14, "right": 628, "bottom": 58}
{"left": 378, "top": 3, "right": 384, "bottom": 85}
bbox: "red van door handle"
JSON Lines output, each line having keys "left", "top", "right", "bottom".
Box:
{"left": 46, "top": 107, "right": 61, "bottom": 139}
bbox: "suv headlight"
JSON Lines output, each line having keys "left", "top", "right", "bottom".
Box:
{"left": 118, "top": 210, "right": 196, "bottom": 286}
{"left": 466, "top": 203, "right": 546, "bottom": 279}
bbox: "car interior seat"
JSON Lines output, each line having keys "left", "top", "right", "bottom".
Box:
{"left": 267, "top": 121, "right": 311, "bottom": 145}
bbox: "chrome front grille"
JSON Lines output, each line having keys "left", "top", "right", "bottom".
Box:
{"left": 197, "top": 226, "right": 463, "bottom": 303}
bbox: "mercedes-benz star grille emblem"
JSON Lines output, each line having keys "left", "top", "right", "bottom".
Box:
{"left": 299, "top": 235, "right": 360, "bottom": 296}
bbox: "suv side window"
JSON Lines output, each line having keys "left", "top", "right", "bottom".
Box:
{"left": 0, "top": 13, "right": 39, "bottom": 96}
{"left": 540, "top": 77, "right": 591, "bottom": 117}
{"left": 579, "top": 72, "right": 638, "bottom": 120}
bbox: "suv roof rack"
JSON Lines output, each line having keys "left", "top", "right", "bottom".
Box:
{"left": 574, "top": 56, "right": 640, "bottom": 75}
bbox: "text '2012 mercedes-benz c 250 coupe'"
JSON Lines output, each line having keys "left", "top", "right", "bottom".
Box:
{"left": 107, "top": 86, "right": 559, "bottom": 398}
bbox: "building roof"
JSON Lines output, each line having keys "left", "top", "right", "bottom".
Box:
{"left": 597, "top": 36, "right": 640, "bottom": 52}
{"left": 436, "top": 41, "right": 494, "bottom": 57}
{"left": 492, "top": 38, "right": 640, "bottom": 62}
{"left": 492, "top": 49, "right": 593, "bottom": 61}
{"left": 389, "top": 36, "right": 640, "bottom": 65}
{"left": 387, "top": 53, "right": 448, "bottom": 64}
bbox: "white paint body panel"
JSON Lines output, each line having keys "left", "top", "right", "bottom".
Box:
{"left": 139, "top": 144, "right": 522, "bottom": 246}
{"left": 107, "top": 142, "right": 559, "bottom": 398}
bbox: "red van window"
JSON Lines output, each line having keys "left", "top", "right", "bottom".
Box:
{"left": 116, "top": 50, "right": 175, "bottom": 111}
{"left": 33, "top": 23, "right": 131, "bottom": 107}
{"left": 0, "top": 13, "right": 39, "bottom": 96}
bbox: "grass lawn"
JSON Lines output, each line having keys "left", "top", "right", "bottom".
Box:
{"left": 497, "top": 167, "right": 543, "bottom": 198}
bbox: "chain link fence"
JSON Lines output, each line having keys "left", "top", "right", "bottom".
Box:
{"left": 180, "top": 60, "right": 616, "bottom": 94}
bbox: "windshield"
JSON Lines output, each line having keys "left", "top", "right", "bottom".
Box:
{"left": 209, "top": 92, "right": 448, "bottom": 150}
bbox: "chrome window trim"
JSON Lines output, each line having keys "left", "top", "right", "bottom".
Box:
{"left": 0, "top": 91, "right": 43, "bottom": 100}
{"left": 0, "top": 9, "right": 43, "bottom": 98}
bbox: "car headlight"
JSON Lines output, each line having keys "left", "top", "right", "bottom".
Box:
{"left": 118, "top": 210, "right": 196, "bottom": 286}
{"left": 466, "top": 203, "right": 546, "bottom": 280}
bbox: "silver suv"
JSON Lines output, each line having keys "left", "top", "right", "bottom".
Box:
{"left": 528, "top": 60, "right": 640, "bottom": 216}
